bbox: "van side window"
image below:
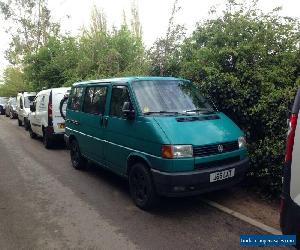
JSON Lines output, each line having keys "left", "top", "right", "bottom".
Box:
{"left": 83, "top": 86, "right": 107, "bottom": 115}
{"left": 69, "top": 87, "right": 84, "bottom": 111}
{"left": 38, "top": 95, "right": 47, "bottom": 111}
{"left": 110, "top": 86, "right": 130, "bottom": 117}
{"left": 20, "top": 97, "right": 23, "bottom": 109}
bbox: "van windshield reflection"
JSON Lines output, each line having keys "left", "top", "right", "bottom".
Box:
{"left": 132, "top": 80, "right": 215, "bottom": 115}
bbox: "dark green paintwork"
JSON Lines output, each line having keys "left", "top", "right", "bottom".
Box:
{"left": 65, "top": 77, "right": 247, "bottom": 175}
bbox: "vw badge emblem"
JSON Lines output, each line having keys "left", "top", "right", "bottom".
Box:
{"left": 217, "top": 144, "right": 224, "bottom": 153}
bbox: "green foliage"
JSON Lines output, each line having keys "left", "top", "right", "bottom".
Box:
{"left": 23, "top": 5, "right": 147, "bottom": 91}
{"left": 179, "top": 0, "right": 300, "bottom": 196}
{"left": 0, "top": 67, "right": 31, "bottom": 96}
{"left": 0, "top": 0, "right": 59, "bottom": 65}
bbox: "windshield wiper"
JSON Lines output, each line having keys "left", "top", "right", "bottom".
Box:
{"left": 184, "top": 109, "right": 215, "bottom": 114}
{"left": 144, "top": 111, "right": 180, "bottom": 115}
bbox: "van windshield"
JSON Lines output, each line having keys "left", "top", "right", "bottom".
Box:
{"left": 132, "top": 80, "right": 215, "bottom": 115}
{"left": 24, "top": 96, "right": 35, "bottom": 108}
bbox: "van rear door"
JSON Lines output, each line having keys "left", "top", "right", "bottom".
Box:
{"left": 52, "top": 88, "right": 70, "bottom": 133}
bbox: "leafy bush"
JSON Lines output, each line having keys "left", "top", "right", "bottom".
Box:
{"left": 179, "top": 1, "right": 300, "bottom": 196}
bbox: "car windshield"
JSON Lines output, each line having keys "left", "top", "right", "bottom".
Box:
{"left": 132, "top": 80, "right": 215, "bottom": 115}
{"left": 24, "top": 96, "right": 35, "bottom": 108}
{"left": 10, "top": 98, "right": 16, "bottom": 105}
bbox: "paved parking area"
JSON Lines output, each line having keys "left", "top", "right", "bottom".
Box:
{"left": 0, "top": 116, "right": 284, "bottom": 249}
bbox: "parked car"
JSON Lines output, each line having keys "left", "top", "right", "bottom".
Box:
{"left": 28, "top": 87, "right": 70, "bottom": 148}
{"left": 0, "top": 97, "right": 8, "bottom": 115}
{"left": 5, "top": 97, "right": 17, "bottom": 119}
{"left": 281, "top": 87, "right": 300, "bottom": 249}
{"left": 64, "top": 77, "right": 249, "bottom": 210}
{"left": 16, "top": 92, "right": 36, "bottom": 129}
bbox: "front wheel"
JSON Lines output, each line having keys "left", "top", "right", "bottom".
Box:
{"left": 129, "top": 163, "right": 159, "bottom": 210}
{"left": 18, "top": 119, "right": 22, "bottom": 126}
{"left": 70, "top": 139, "right": 86, "bottom": 170}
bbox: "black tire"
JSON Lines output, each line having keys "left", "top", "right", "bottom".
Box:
{"left": 43, "top": 129, "right": 53, "bottom": 149}
{"left": 24, "top": 118, "right": 29, "bottom": 131}
{"left": 129, "top": 163, "right": 159, "bottom": 210}
{"left": 70, "top": 139, "right": 86, "bottom": 170}
{"left": 59, "top": 96, "right": 68, "bottom": 120}
{"left": 28, "top": 124, "right": 37, "bottom": 139}
{"left": 18, "top": 119, "right": 22, "bottom": 126}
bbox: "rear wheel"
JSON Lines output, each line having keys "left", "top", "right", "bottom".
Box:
{"left": 129, "top": 163, "right": 159, "bottom": 210}
{"left": 70, "top": 139, "right": 86, "bottom": 170}
{"left": 43, "top": 129, "right": 53, "bottom": 149}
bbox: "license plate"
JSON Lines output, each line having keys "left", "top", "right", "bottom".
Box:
{"left": 58, "top": 123, "right": 65, "bottom": 129}
{"left": 210, "top": 168, "right": 235, "bottom": 182}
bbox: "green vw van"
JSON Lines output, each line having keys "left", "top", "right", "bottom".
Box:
{"left": 65, "top": 77, "right": 249, "bottom": 209}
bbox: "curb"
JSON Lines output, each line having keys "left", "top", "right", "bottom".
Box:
{"left": 200, "top": 198, "right": 282, "bottom": 235}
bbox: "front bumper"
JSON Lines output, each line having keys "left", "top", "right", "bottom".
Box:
{"left": 151, "top": 157, "right": 249, "bottom": 197}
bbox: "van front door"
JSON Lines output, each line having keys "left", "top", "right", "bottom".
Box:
{"left": 102, "top": 85, "right": 136, "bottom": 174}
{"left": 80, "top": 85, "right": 108, "bottom": 163}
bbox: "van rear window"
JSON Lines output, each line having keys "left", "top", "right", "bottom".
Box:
{"left": 68, "top": 87, "right": 84, "bottom": 111}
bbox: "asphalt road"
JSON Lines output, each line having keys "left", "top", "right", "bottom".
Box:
{"left": 0, "top": 115, "right": 282, "bottom": 250}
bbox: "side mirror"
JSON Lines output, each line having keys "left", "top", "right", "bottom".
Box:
{"left": 30, "top": 103, "right": 36, "bottom": 112}
{"left": 122, "top": 101, "right": 135, "bottom": 120}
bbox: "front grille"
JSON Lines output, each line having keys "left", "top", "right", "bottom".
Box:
{"left": 195, "top": 156, "right": 240, "bottom": 170}
{"left": 193, "top": 141, "right": 239, "bottom": 157}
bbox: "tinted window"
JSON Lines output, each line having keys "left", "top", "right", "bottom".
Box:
{"left": 69, "top": 87, "right": 84, "bottom": 111}
{"left": 83, "top": 86, "right": 107, "bottom": 115}
{"left": 110, "top": 86, "right": 130, "bottom": 117}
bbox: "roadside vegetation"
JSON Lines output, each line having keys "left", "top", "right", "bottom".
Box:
{"left": 0, "top": 0, "right": 299, "bottom": 197}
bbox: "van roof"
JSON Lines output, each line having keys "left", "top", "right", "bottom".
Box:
{"left": 73, "top": 76, "right": 187, "bottom": 87}
{"left": 37, "top": 87, "right": 71, "bottom": 95}
{"left": 17, "top": 92, "right": 36, "bottom": 96}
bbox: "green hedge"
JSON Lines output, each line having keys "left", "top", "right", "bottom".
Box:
{"left": 178, "top": 5, "right": 300, "bottom": 196}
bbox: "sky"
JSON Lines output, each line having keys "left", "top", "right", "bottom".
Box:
{"left": 0, "top": 0, "right": 300, "bottom": 79}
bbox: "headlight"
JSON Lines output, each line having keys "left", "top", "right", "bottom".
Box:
{"left": 238, "top": 136, "right": 246, "bottom": 148}
{"left": 161, "top": 145, "right": 193, "bottom": 158}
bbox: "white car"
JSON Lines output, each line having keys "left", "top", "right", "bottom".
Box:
{"left": 28, "top": 87, "right": 70, "bottom": 148}
{"left": 16, "top": 92, "right": 36, "bottom": 130}
{"left": 281, "top": 87, "right": 300, "bottom": 249}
